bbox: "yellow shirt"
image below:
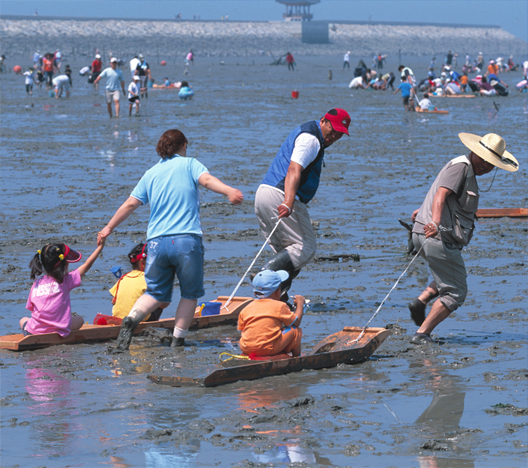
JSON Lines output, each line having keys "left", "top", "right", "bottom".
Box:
{"left": 109, "top": 271, "right": 148, "bottom": 319}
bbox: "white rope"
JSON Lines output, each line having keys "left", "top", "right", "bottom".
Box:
{"left": 222, "top": 218, "right": 283, "bottom": 310}
{"left": 348, "top": 237, "right": 429, "bottom": 344}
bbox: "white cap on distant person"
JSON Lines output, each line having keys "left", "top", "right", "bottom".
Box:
{"left": 133, "top": 75, "right": 140, "bottom": 80}
{"left": 95, "top": 54, "right": 101, "bottom": 59}
{"left": 110, "top": 57, "right": 117, "bottom": 63}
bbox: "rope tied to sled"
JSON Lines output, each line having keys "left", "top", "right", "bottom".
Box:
{"left": 348, "top": 238, "right": 429, "bottom": 345}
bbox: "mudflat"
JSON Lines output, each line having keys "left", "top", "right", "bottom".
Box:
{"left": 1, "top": 54, "right": 527, "bottom": 467}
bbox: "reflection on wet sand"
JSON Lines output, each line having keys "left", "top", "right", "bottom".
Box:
{"left": 413, "top": 359, "right": 475, "bottom": 468}
{"left": 24, "top": 359, "right": 75, "bottom": 460}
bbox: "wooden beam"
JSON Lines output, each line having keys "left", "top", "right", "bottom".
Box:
{"left": 476, "top": 208, "right": 528, "bottom": 218}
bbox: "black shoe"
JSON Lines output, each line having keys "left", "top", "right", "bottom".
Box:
{"left": 410, "top": 333, "right": 435, "bottom": 345}
{"left": 408, "top": 298, "right": 426, "bottom": 326}
{"left": 110, "top": 316, "right": 139, "bottom": 353}
{"left": 171, "top": 337, "right": 185, "bottom": 348}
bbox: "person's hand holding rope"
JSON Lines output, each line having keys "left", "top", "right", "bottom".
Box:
{"left": 424, "top": 221, "right": 440, "bottom": 238}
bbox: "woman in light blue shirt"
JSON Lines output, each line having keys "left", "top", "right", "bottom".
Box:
{"left": 98, "top": 129, "right": 244, "bottom": 351}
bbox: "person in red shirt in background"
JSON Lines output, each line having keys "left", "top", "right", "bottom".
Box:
{"left": 42, "top": 53, "right": 55, "bottom": 89}
{"left": 286, "top": 52, "right": 295, "bottom": 71}
{"left": 91, "top": 54, "right": 102, "bottom": 90}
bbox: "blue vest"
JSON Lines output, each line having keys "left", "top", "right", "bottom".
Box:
{"left": 261, "top": 121, "right": 324, "bottom": 204}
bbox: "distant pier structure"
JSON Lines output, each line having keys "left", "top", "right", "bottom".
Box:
{"left": 276, "top": 0, "right": 320, "bottom": 22}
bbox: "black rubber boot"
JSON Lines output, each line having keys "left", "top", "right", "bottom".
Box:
{"left": 408, "top": 298, "right": 426, "bottom": 326}
{"left": 171, "top": 337, "right": 185, "bottom": 348}
{"left": 145, "top": 307, "right": 163, "bottom": 322}
{"left": 262, "top": 250, "right": 300, "bottom": 303}
{"left": 109, "top": 316, "right": 140, "bottom": 353}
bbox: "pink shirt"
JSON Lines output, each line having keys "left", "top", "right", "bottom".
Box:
{"left": 25, "top": 269, "right": 82, "bottom": 337}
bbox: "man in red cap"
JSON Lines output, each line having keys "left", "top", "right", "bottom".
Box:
{"left": 255, "top": 108, "right": 351, "bottom": 302}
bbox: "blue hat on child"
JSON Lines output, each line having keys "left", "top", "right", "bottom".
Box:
{"left": 252, "top": 270, "right": 289, "bottom": 298}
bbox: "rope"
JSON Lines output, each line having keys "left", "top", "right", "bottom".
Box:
{"left": 348, "top": 237, "right": 429, "bottom": 345}
{"left": 219, "top": 352, "right": 250, "bottom": 362}
{"left": 222, "top": 218, "right": 283, "bottom": 310}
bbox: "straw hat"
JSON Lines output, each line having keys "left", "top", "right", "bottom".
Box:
{"left": 459, "top": 133, "right": 519, "bottom": 172}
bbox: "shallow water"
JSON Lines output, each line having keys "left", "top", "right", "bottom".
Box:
{"left": 1, "top": 54, "right": 527, "bottom": 467}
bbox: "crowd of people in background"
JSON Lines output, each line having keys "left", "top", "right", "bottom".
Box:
{"left": 346, "top": 49, "right": 528, "bottom": 111}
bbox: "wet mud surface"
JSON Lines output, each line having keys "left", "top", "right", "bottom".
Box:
{"left": 1, "top": 55, "right": 527, "bottom": 467}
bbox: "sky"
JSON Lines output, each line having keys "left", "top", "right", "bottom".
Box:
{"left": 1, "top": 0, "right": 527, "bottom": 41}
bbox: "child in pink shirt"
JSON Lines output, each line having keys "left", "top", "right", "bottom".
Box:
{"left": 20, "top": 241, "right": 105, "bottom": 337}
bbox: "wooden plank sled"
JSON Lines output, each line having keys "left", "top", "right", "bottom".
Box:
{"left": 415, "top": 107, "right": 449, "bottom": 114}
{"left": 476, "top": 208, "right": 528, "bottom": 218}
{"left": 432, "top": 94, "right": 475, "bottom": 98}
{"left": 148, "top": 326, "right": 391, "bottom": 387}
{"left": 0, "top": 296, "right": 253, "bottom": 351}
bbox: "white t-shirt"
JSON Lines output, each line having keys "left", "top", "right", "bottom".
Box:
{"left": 128, "top": 82, "right": 139, "bottom": 99}
{"left": 344, "top": 53, "right": 350, "bottom": 62}
{"left": 291, "top": 133, "right": 320, "bottom": 169}
{"left": 130, "top": 58, "right": 140, "bottom": 74}
{"left": 419, "top": 98, "right": 432, "bottom": 110}
{"left": 23, "top": 71, "right": 34, "bottom": 85}
{"left": 52, "top": 75, "right": 70, "bottom": 87}
{"left": 349, "top": 76, "right": 364, "bottom": 88}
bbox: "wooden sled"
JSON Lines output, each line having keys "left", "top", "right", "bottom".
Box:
{"left": 415, "top": 107, "right": 449, "bottom": 114}
{"left": 148, "top": 326, "right": 391, "bottom": 387}
{"left": 432, "top": 94, "right": 475, "bottom": 98}
{"left": 476, "top": 208, "right": 528, "bottom": 218}
{"left": 0, "top": 296, "right": 253, "bottom": 351}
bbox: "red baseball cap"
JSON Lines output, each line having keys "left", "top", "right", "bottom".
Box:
{"left": 324, "top": 108, "right": 351, "bottom": 135}
{"left": 62, "top": 244, "right": 82, "bottom": 263}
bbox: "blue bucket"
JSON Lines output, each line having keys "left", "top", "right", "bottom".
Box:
{"left": 201, "top": 301, "right": 221, "bottom": 316}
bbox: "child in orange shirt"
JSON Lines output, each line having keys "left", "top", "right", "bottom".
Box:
{"left": 460, "top": 72, "right": 469, "bottom": 93}
{"left": 237, "top": 270, "right": 305, "bottom": 357}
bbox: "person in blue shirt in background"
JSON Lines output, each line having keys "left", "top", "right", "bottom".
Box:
{"left": 394, "top": 76, "right": 416, "bottom": 111}
{"left": 93, "top": 57, "right": 126, "bottom": 118}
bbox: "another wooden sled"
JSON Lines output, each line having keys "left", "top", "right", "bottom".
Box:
{"left": 476, "top": 208, "right": 528, "bottom": 218}
{"left": 148, "top": 326, "right": 391, "bottom": 387}
{"left": 432, "top": 94, "right": 475, "bottom": 98}
{"left": 415, "top": 107, "right": 449, "bottom": 114}
{"left": 0, "top": 296, "right": 253, "bottom": 351}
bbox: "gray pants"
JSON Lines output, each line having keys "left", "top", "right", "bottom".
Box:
{"left": 413, "top": 233, "right": 467, "bottom": 311}
{"left": 255, "top": 185, "right": 317, "bottom": 270}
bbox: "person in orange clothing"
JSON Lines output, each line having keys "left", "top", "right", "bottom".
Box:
{"left": 42, "top": 53, "right": 55, "bottom": 89}
{"left": 485, "top": 60, "right": 499, "bottom": 77}
{"left": 238, "top": 270, "right": 305, "bottom": 357}
{"left": 460, "top": 71, "right": 469, "bottom": 92}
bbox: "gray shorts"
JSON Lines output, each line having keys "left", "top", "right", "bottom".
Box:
{"left": 255, "top": 184, "right": 317, "bottom": 270}
{"left": 413, "top": 233, "right": 467, "bottom": 311}
{"left": 105, "top": 89, "right": 120, "bottom": 103}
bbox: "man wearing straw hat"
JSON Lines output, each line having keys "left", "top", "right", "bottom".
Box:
{"left": 255, "top": 109, "right": 351, "bottom": 303}
{"left": 409, "top": 133, "right": 519, "bottom": 344}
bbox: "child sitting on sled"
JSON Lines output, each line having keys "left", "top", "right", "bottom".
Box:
{"left": 237, "top": 270, "right": 305, "bottom": 357}
{"left": 109, "top": 243, "right": 165, "bottom": 322}
{"left": 21, "top": 241, "right": 105, "bottom": 337}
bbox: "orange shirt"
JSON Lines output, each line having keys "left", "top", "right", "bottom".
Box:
{"left": 43, "top": 58, "right": 53, "bottom": 72}
{"left": 460, "top": 75, "right": 468, "bottom": 85}
{"left": 238, "top": 298, "right": 297, "bottom": 353}
{"left": 487, "top": 64, "right": 499, "bottom": 75}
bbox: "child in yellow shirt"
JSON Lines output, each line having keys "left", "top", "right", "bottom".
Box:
{"left": 109, "top": 243, "right": 164, "bottom": 321}
{"left": 237, "top": 270, "right": 305, "bottom": 357}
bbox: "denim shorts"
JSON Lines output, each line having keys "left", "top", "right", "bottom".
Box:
{"left": 144, "top": 234, "right": 205, "bottom": 303}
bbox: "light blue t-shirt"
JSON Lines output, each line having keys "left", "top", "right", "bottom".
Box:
{"left": 131, "top": 156, "right": 208, "bottom": 240}
{"left": 98, "top": 67, "right": 124, "bottom": 91}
